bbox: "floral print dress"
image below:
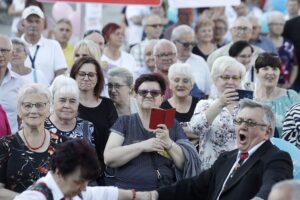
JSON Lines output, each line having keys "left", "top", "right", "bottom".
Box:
{"left": 0, "top": 132, "right": 65, "bottom": 192}
{"left": 188, "top": 99, "right": 239, "bottom": 171}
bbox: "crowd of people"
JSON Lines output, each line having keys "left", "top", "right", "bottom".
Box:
{"left": 1, "top": 0, "right": 300, "bottom": 199}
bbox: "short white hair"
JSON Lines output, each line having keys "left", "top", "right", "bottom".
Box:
{"left": 231, "top": 16, "right": 252, "bottom": 29}
{"left": 50, "top": 75, "right": 79, "bottom": 103}
{"left": 211, "top": 56, "right": 246, "bottom": 82}
{"left": 17, "top": 83, "right": 51, "bottom": 112}
{"left": 168, "top": 63, "right": 194, "bottom": 85}
{"left": 108, "top": 67, "right": 134, "bottom": 86}
{"left": 171, "top": 25, "right": 195, "bottom": 41}
{"left": 142, "top": 14, "right": 161, "bottom": 27}
{"left": 267, "top": 11, "right": 285, "bottom": 24}
{"left": 153, "top": 39, "right": 177, "bottom": 57}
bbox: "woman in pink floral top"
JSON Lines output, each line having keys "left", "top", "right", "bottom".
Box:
{"left": 0, "top": 84, "right": 65, "bottom": 198}
{"left": 186, "top": 56, "right": 246, "bottom": 170}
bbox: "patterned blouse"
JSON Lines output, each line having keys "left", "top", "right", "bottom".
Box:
{"left": 0, "top": 132, "right": 65, "bottom": 192}
{"left": 282, "top": 103, "right": 300, "bottom": 149}
{"left": 44, "top": 117, "right": 95, "bottom": 145}
{"left": 187, "top": 99, "right": 239, "bottom": 171}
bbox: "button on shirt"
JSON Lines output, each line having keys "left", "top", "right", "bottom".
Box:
{"left": 14, "top": 172, "right": 119, "bottom": 200}
{"left": 22, "top": 35, "right": 67, "bottom": 85}
{"left": 0, "top": 69, "right": 23, "bottom": 133}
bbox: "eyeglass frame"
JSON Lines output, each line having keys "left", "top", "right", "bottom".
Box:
{"left": 175, "top": 40, "right": 195, "bottom": 48}
{"left": 0, "top": 48, "right": 11, "bottom": 55}
{"left": 146, "top": 24, "right": 163, "bottom": 28}
{"left": 137, "top": 89, "right": 162, "bottom": 98}
{"left": 106, "top": 83, "right": 129, "bottom": 90}
{"left": 219, "top": 75, "right": 241, "bottom": 81}
{"left": 154, "top": 52, "right": 176, "bottom": 58}
{"left": 77, "top": 71, "right": 97, "bottom": 80}
{"left": 21, "top": 102, "right": 48, "bottom": 111}
{"left": 233, "top": 118, "right": 268, "bottom": 128}
{"left": 232, "top": 26, "right": 252, "bottom": 33}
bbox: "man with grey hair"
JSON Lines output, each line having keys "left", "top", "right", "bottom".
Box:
{"left": 0, "top": 34, "right": 23, "bottom": 133}
{"left": 171, "top": 24, "right": 211, "bottom": 96}
{"left": 268, "top": 180, "right": 300, "bottom": 200}
{"left": 137, "top": 99, "right": 293, "bottom": 200}
{"left": 153, "top": 39, "right": 177, "bottom": 99}
{"left": 207, "top": 16, "right": 264, "bottom": 68}
{"left": 130, "top": 14, "right": 163, "bottom": 68}
{"left": 21, "top": 6, "right": 67, "bottom": 85}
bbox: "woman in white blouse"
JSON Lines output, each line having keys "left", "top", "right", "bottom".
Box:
{"left": 185, "top": 56, "right": 246, "bottom": 170}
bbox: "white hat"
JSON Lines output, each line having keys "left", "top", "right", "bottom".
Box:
{"left": 22, "top": 6, "right": 45, "bottom": 19}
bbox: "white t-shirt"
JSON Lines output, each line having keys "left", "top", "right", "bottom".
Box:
{"left": 178, "top": 54, "right": 212, "bottom": 95}
{"left": 21, "top": 68, "right": 49, "bottom": 86}
{"left": 22, "top": 35, "right": 67, "bottom": 85}
{"left": 101, "top": 51, "right": 137, "bottom": 76}
{"left": 14, "top": 172, "right": 119, "bottom": 200}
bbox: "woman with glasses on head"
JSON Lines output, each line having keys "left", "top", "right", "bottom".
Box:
{"left": 45, "top": 75, "right": 96, "bottom": 145}
{"left": 254, "top": 53, "right": 300, "bottom": 137}
{"left": 229, "top": 40, "right": 255, "bottom": 90}
{"left": 267, "top": 11, "right": 297, "bottom": 89}
{"left": 0, "top": 83, "right": 64, "bottom": 198}
{"left": 107, "top": 67, "right": 138, "bottom": 116}
{"left": 104, "top": 74, "right": 200, "bottom": 190}
{"left": 185, "top": 56, "right": 245, "bottom": 170}
{"left": 192, "top": 18, "right": 217, "bottom": 61}
{"left": 70, "top": 56, "right": 118, "bottom": 185}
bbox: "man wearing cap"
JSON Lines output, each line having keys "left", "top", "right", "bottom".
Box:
{"left": 138, "top": 99, "right": 293, "bottom": 200}
{"left": 21, "top": 6, "right": 67, "bottom": 85}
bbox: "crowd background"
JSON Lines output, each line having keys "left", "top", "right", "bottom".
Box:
{"left": 1, "top": 0, "right": 300, "bottom": 199}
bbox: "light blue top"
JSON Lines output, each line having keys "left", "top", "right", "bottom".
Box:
{"left": 259, "top": 89, "right": 300, "bottom": 137}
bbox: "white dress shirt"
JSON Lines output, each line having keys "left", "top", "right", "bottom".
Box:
{"left": 14, "top": 172, "right": 119, "bottom": 200}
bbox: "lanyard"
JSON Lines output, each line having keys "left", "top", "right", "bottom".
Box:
{"left": 29, "top": 45, "right": 40, "bottom": 69}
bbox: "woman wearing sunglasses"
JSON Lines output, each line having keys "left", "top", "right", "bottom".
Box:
{"left": 104, "top": 74, "right": 200, "bottom": 191}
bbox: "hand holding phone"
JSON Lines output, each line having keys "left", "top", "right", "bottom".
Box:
{"left": 236, "top": 89, "right": 253, "bottom": 100}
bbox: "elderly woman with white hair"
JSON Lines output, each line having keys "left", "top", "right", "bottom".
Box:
{"left": 185, "top": 56, "right": 246, "bottom": 170}
{"left": 45, "top": 75, "right": 95, "bottom": 144}
{"left": 267, "top": 11, "right": 297, "bottom": 88}
{"left": 107, "top": 67, "right": 138, "bottom": 116}
{"left": 161, "top": 63, "right": 200, "bottom": 123}
{"left": 0, "top": 84, "right": 64, "bottom": 198}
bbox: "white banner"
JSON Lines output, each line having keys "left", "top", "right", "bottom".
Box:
{"left": 168, "top": 0, "right": 241, "bottom": 8}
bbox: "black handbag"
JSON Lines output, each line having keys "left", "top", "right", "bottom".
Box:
{"left": 150, "top": 153, "right": 175, "bottom": 188}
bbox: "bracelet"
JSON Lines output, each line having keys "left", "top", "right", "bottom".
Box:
{"left": 131, "top": 189, "right": 136, "bottom": 200}
{"left": 166, "top": 141, "right": 174, "bottom": 151}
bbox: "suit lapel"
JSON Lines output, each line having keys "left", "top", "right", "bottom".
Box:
{"left": 222, "top": 140, "right": 272, "bottom": 192}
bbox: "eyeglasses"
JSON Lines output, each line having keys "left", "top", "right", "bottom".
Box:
{"left": 147, "top": 24, "right": 163, "bottom": 28}
{"left": 83, "top": 29, "right": 101, "bottom": 38}
{"left": 0, "top": 48, "right": 11, "bottom": 54}
{"left": 77, "top": 71, "right": 97, "bottom": 80}
{"left": 175, "top": 40, "right": 195, "bottom": 48}
{"left": 269, "top": 22, "right": 284, "bottom": 26}
{"left": 137, "top": 89, "right": 162, "bottom": 98}
{"left": 155, "top": 52, "right": 176, "bottom": 58}
{"left": 22, "top": 102, "right": 48, "bottom": 111}
{"left": 233, "top": 118, "right": 267, "bottom": 128}
{"left": 106, "top": 83, "right": 128, "bottom": 90}
{"left": 219, "top": 75, "right": 241, "bottom": 81}
{"left": 233, "top": 26, "right": 252, "bottom": 33}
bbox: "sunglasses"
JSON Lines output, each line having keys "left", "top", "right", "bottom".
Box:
{"left": 147, "top": 24, "right": 163, "bottom": 28}
{"left": 175, "top": 40, "right": 195, "bottom": 48}
{"left": 137, "top": 89, "right": 162, "bottom": 98}
{"left": 83, "top": 29, "right": 101, "bottom": 38}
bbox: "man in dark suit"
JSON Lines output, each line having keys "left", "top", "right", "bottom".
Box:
{"left": 137, "top": 99, "right": 293, "bottom": 200}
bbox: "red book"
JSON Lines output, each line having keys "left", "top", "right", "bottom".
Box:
{"left": 149, "top": 108, "right": 176, "bottom": 129}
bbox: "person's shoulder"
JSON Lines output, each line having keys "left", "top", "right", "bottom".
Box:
{"left": 101, "top": 96, "right": 115, "bottom": 105}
